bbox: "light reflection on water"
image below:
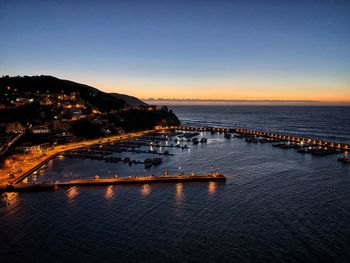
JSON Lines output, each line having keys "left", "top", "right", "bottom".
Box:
{"left": 1, "top": 182, "right": 218, "bottom": 207}
{"left": 141, "top": 184, "right": 151, "bottom": 198}
{"left": 105, "top": 185, "right": 114, "bottom": 200}
{"left": 0, "top": 182, "right": 219, "bottom": 210}
{"left": 2, "top": 192, "right": 19, "bottom": 207}
{"left": 208, "top": 181, "right": 216, "bottom": 195}
{"left": 66, "top": 186, "right": 79, "bottom": 200}
{"left": 175, "top": 183, "right": 184, "bottom": 203}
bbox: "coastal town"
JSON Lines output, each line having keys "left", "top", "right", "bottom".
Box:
{"left": 0, "top": 76, "right": 349, "bottom": 192}
{"left": 1, "top": 122, "right": 349, "bottom": 191}
{"left": 0, "top": 75, "right": 180, "bottom": 188}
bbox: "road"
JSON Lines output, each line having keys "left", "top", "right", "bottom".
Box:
{"left": 0, "top": 131, "right": 25, "bottom": 155}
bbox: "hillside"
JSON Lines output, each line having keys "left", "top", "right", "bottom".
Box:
{"left": 0, "top": 75, "right": 129, "bottom": 111}
{"left": 110, "top": 93, "right": 147, "bottom": 106}
{"left": 0, "top": 75, "right": 180, "bottom": 130}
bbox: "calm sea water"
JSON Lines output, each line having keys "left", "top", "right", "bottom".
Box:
{"left": 174, "top": 106, "right": 350, "bottom": 144}
{"left": 1, "top": 106, "right": 350, "bottom": 263}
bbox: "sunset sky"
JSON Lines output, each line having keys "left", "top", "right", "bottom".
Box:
{"left": 1, "top": 0, "right": 349, "bottom": 104}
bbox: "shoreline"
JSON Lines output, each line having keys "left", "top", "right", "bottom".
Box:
{"left": 0, "top": 129, "right": 156, "bottom": 187}
{"left": 1, "top": 124, "right": 349, "bottom": 190}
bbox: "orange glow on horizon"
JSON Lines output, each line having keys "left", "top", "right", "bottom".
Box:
{"left": 53, "top": 73, "right": 350, "bottom": 105}
{"left": 88, "top": 82, "right": 350, "bottom": 104}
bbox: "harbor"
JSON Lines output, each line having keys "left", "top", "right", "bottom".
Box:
{"left": 166, "top": 126, "right": 350, "bottom": 151}
{"left": 0, "top": 128, "right": 220, "bottom": 189}
{"left": 0, "top": 129, "right": 156, "bottom": 187}
{"left": 1, "top": 124, "right": 349, "bottom": 190}
{"left": 2, "top": 2, "right": 350, "bottom": 261}
{"left": 158, "top": 125, "right": 349, "bottom": 161}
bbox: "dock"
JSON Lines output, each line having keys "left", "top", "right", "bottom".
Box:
{"left": 1, "top": 173, "right": 226, "bottom": 192}
{"left": 161, "top": 125, "right": 350, "bottom": 151}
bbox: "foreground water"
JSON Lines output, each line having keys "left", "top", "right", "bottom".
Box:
{"left": 1, "top": 106, "right": 350, "bottom": 262}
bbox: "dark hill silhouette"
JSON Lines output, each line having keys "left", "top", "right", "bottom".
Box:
{"left": 110, "top": 93, "right": 147, "bottom": 106}
{"left": 0, "top": 75, "right": 133, "bottom": 111}
{"left": 0, "top": 75, "right": 180, "bottom": 128}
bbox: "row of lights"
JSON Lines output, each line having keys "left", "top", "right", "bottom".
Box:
{"left": 161, "top": 126, "right": 349, "bottom": 150}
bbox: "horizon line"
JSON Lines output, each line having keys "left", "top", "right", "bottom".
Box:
{"left": 143, "top": 98, "right": 350, "bottom": 106}
{"left": 144, "top": 98, "right": 321, "bottom": 102}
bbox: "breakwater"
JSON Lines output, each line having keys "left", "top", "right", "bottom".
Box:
{"left": 1, "top": 173, "right": 226, "bottom": 192}
{"left": 163, "top": 126, "right": 350, "bottom": 150}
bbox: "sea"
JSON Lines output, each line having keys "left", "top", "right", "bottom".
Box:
{"left": 1, "top": 106, "right": 350, "bottom": 263}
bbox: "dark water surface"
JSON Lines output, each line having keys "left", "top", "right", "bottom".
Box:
{"left": 174, "top": 106, "right": 350, "bottom": 144}
{"left": 1, "top": 106, "right": 350, "bottom": 263}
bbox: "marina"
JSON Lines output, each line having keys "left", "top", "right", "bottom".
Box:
{"left": 156, "top": 125, "right": 349, "bottom": 161}
{"left": 2, "top": 123, "right": 349, "bottom": 190}
{"left": 166, "top": 125, "right": 350, "bottom": 151}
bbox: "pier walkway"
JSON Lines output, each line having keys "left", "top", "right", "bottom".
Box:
{"left": 1, "top": 173, "right": 226, "bottom": 192}
{"left": 161, "top": 126, "right": 350, "bottom": 151}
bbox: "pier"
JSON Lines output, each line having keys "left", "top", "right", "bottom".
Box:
{"left": 160, "top": 126, "right": 350, "bottom": 151}
{"left": 1, "top": 173, "right": 226, "bottom": 192}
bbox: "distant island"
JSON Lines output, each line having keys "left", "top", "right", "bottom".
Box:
{"left": 0, "top": 75, "right": 179, "bottom": 152}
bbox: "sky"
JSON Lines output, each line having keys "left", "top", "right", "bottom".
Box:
{"left": 1, "top": 0, "right": 349, "bottom": 104}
